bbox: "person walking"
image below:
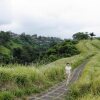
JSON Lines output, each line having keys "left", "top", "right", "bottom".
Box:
{"left": 65, "top": 63, "right": 72, "bottom": 85}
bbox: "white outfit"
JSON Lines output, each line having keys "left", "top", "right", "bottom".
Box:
{"left": 65, "top": 66, "right": 71, "bottom": 74}
{"left": 65, "top": 65, "right": 72, "bottom": 85}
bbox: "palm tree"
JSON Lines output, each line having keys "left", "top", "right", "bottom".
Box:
{"left": 89, "top": 32, "right": 95, "bottom": 40}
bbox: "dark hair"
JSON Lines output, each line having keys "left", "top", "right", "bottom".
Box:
{"left": 66, "top": 63, "right": 70, "bottom": 65}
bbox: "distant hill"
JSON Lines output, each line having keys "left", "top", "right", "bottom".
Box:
{"left": 0, "top": 31, "right": 79, "bottom": 64}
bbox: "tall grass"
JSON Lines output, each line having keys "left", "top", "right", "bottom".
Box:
{"left": 0, "top": 54, "right": 91, "bottom": 99}
{"left": 0, "top": 39, "right": 99, "bottom": 100}
{"left": 65, "top": 40, "right": 100, "bottom": 100}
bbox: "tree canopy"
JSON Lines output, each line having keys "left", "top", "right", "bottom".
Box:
{"left": 73, "top": 32, "right": 89, "bottom": 40}
{"left": 0, "top": 31, "right": 80, "bottom": 64}
{"left": 89, "top": 32, "right": 96, "bottom": 40}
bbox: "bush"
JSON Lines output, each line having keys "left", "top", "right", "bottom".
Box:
{"left": 48, "top": 55, "right": 58, "bottom": 62}
{"left": 44, "top": 40, "right": 80, "bottom": 63}
{"left": 73, "top": 32, "right": 89, "bottom": 40}
{"left": 13, "top": 75, "right": 30, "bottom": 87}
{"left": 0, "top": 92, "right": 14, "bottom": 100}
{"left": 0, "top": 71, "right": 12, "bottom": 83}
{"left": 24, "top": 87, "right": 41, "bottom": 95}
{"left": 12, "top": 89, "right": 24, "bottom": 97}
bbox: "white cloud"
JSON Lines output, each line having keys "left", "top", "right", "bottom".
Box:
{"left": 0, "top": 0, "right": 100, "bottom": 38}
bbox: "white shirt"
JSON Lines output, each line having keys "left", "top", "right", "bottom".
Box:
{"left": 65, "top": 66, "right": 71, "bottom": 74}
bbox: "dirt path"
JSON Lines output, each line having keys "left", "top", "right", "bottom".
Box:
{"left": 28, "top": 60, "right": 89, "bottom": 100}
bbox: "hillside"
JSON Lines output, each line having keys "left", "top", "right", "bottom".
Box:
{"left": 0, "top": 39, "right": 99, "bottom": 99}
{"left": 65, "top": 39, "right": 100, "bottom": 100}
{"left": 0, "top": 31, "right": 80, "bottom": 64}
{"left": 0, "top": 31, "right": 62, "bottom": 64}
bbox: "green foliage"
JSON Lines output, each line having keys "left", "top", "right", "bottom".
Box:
{"left": 0, "top": 54, "right": 12, "bottom": 64}
{"left": 0, "top": 91, "right": 14, "bottom": 100}
{"left": 0, "top": 31, "right": 12, "bottom": 45}
{"left": 48, "top": 55, "right": 58, "bottom": 62}
{"left": 0, "top": 31, "right": 100, "bottom": 99}
{"left": 0, "top": 31, "right": 62, "bottom": 64}
{"left": 65, "top": 41, "right": 100, "bottom": 100}
{"left": 73, "top": 32, "right": 89, "bottom": 40}
{"left": 96, "top": 37, "right": 100, "bottom": 40}
{"left": 23, "top": 87, "right": 41, "bottom": 95}
{"left": 14, "top": 74, "right": 30, "bottom": 87}
{"left": 0, "top": 39, "right": 99, "bottom": 99}
{"left": 0, "top": 71, "right": 12, "bottom": 83}
{"left": 0, "top": 31, "right": 80, "bottom": 64}
{"left": 12, "top": 89, "right": 24, "bottom": 97}
{"left": 43, "top": 40, "right": 80, "bottom": 63}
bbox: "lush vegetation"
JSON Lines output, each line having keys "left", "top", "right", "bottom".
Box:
{"left": 0, "top": 31, "right": 80, "bottom": 64}
{"left": 73, "top": 32, "right": 89, "bottom": 40}
{"left": 65, "top": 39, "right": 100, "bottom": 100}
{"left": 0, "top": 54, "right": 91, "bottom": 100}
{"left": 42, "top": 40, "right": 80, "bottom": 63}
{"left": 0, "top": 39, "right": 99, "bottom": 99}
{"left": 73, "top": 32, "right": 96, "bottom": 41}
{"left": 0, "top": 31, "right": 100, "bottom": 100}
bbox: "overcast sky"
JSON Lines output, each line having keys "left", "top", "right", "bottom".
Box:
{"left": 0, "top": 0, "right": 100, "bottom": 38}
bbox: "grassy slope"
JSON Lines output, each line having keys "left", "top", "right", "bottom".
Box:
{"left": 0, "top": 45, "right": 10, "bottom": 55}
{"left": 0, "top": 39, "right": 99, "bottom": 100}
{"left": 0, "top": 41, "right": 22, "bottom": 56}
{"left": 65, "top": 40, "right": 100, "bottom": 100}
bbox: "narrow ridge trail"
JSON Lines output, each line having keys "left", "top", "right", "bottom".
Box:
{"left": 28, "top": 60, "right": 89, "bottom": 100}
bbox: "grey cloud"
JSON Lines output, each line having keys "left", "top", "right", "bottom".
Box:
{"left": 11, "top": 18, "right": 87, "bottom": 38}
{"left": 0, "top": 0, "right": 12, "bottom": 25}
{"left": 0, "top": 0, "right": 100, "bottom": 38}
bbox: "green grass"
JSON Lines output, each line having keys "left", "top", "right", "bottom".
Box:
{"left": 0, "top": 39, "right": 100, "bottom": 100}
{"left": 8, "top": 41, "right": 22, "bottom": 49}
{"left": 0, "top": 40, "right": 22, "bottom": 59}
{"left": 0, "top": 91, "right": 14, "bottom": 100}
{"left": 0, "top": 45, "right": 10, "bottom": 55}
{"left": 0, "top": 54, "right": 91, "bottom": 99}
{"left": 65, "top": 40, "right": 100, "bottom": 100}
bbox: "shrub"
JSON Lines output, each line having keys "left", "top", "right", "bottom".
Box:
{"left": 48, "top": 55, "right": 58, "bottom": 62}
{"left": 0, "top": 91, "right": 14, "bottom": 100}
{"left": 12, "top": 89, "right": 24, "bottom": 97}
{"left": 13, "top": 74, "right": 30, "bottom": 87}
{"left": 0, "top": 71, "right": 12, "bottom": 83}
